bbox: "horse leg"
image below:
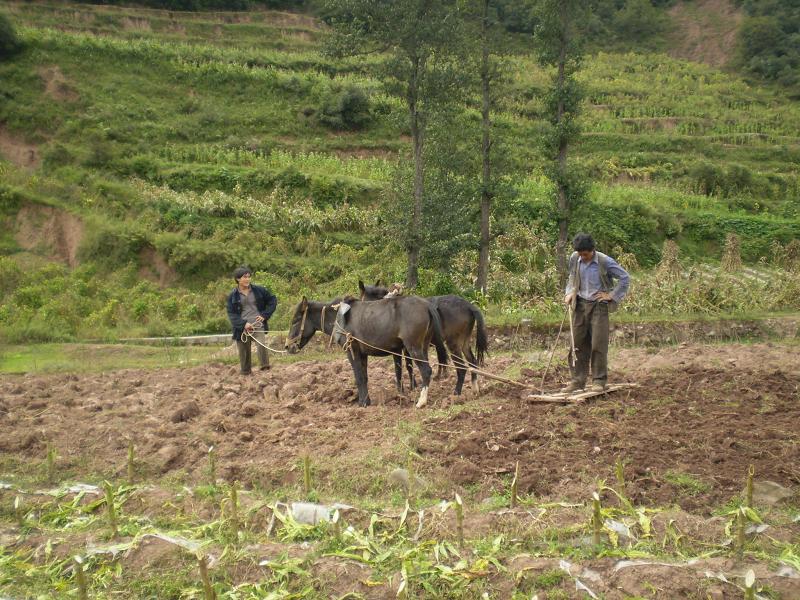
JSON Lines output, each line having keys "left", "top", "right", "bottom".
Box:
{"left": 359, "top": 353, "right": 371, "bottom": 407}
{"left": 466, "top": 347, "right": 480, "bottom": 396}
{"left": 434, "top": 342, "right": 448, "bottom": 380}
{"left": 452, "top": 350, "right": 467, "bottom": 396}
{"left": 412, "top": 346, "right": 433, "bottom": 409}
{"left": 405, "top": 350, "right": 416, "bottom": 390}
{"left": 347, "top": 350, "right": 371, "bottom": 407}
{"left": 393, "top": 355, "right": 404, "bottom": 393}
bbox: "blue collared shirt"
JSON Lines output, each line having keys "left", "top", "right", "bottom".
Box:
{"left": 565, "top": 252, "right": 630, "bottom": 303}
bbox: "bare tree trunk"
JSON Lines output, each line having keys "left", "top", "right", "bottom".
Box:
{"left": 406, "top": 55, "right": 424, "bottom": 289}
{"left": 555, "top": 5, "right": 569, "bottom": 282}
{"left": 476, "top": 0, "right": 492, "bottom": 295}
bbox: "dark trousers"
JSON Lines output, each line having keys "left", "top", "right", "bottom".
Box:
{"left": 237, "top": 331, "right": 268, "bottom": 374}
{"left": 570, "top": 299, "right": 609, "bottom": 386}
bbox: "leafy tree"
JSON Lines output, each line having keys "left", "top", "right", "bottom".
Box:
{"left": 468, "top": 0, "right": 511, "bottom": 294}
{"left": 532, "top": 0, "right": 589, "bottom": 279}
{"left": 736, "top": 1, "right": 800, "bottom": 91}
{"left": 612, "top": 0, "right": 670, "bottom": 43}
{"left": 0, "top": 12, "right": 22, "bottom": 60}
{"left": 324, "top": 0, "right": 462, "bottom": 287}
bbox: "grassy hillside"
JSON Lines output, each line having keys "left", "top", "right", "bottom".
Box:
{"left": 1, "top": 0, "right": 799, "bottom": 341}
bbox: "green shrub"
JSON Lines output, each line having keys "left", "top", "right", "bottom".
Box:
{"left": 690, "top": 162, "right": 725, "bottom": 196}
{"left": 0, "top": 257, "right": 21, "bottom": 297}
{"left": 78, "top": 221, "right": 149, "bottom": 268}
{"left": 0, "top": 12, "right": 22, "bottom": 59}
{"left": 42, "top": 143, "right": 77, "bottom": 170}
{"left": 317, "top": 84, "right": 372, "bottom": 131}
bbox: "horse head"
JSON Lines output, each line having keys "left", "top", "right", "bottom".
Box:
{"left": 359, "top": 279, "right": 389, "bottom": 301}
{"left": 285, "top": 296, "right": 313, "bottom": 353}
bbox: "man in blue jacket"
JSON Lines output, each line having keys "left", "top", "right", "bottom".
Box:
{"left": 562, "top": 233, "right": 630, "bottom": 393}
{"left": 226, "top": 266, "right": 278, "bottom": 375}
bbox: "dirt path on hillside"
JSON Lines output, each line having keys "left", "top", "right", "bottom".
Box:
{"left": 1, "top": 342, "right": 797, "bottom": 517}
{"left": 0, "top": 125, "right": 40, "bottom": 169}
{"left": 668, "top": 0, "right": 742, "bottom": 67}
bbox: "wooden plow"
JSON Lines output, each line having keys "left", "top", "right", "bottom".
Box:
{"left": 527, "top": 382, "right": 639, "bottom": 404}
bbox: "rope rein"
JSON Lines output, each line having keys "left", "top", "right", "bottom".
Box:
{"left": 240, "top": 329, "right": 289, "bottom": 353}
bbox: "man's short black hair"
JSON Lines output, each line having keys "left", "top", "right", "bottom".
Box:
{"left": 233, "top": 266, "right": 252, "bottom": 281}
{"left": 572, "top": 233, "right": 596, "bottom": 252}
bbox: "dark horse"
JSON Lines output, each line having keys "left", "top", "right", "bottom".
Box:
{"left": 359, "top": 281, "right": 488, "bottom": 396}
{"left": 285, "top": 295, "right": 448, "bottom": 408}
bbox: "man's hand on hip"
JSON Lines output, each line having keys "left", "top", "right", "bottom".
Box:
{"left": 593, "top": 291, "right": 613, "bottom": 302}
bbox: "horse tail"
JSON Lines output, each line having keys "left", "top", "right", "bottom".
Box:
{"left": 469, "top": 303, "right": 488, "bottom": 367}
{"left": 428, "top": 303, "right": 449, "bottom": 369}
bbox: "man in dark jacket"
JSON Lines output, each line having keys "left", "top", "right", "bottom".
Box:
{"left": 226, "top": 266, "right": 278, "bottom": 375}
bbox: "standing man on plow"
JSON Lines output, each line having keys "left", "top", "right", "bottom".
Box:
{"left": 562, "top": 233, "right": 630, "bottom": 393}
{"left": 227, "top": 266, "right": 277, "bottom": 375}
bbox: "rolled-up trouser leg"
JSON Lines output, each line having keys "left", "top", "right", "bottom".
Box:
{"left": 590, "top": 302, "right": 609, "bottom": 385}
{"left": 237, "top": 338, "right": 252, "bottom": 374}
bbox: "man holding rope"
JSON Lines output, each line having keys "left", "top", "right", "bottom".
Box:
{"left": 226, "top": 266, "right": 277, "bottom": 375}
{"left": 562, "top": 233, "right": 629, "bottom": 393}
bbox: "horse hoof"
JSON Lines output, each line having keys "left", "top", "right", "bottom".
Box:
{"left": 415, "top": 387, "right": 429, "bottom": 409}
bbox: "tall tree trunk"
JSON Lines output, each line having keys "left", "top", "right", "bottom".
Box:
{"left": 555, "top": 6, "right": 569, "bottom": 282}
{"left": 476, "top": 0, "right": 492, "bottom": 295}
{"left": 406, "top": 55, "right": 424, "bottom": 289}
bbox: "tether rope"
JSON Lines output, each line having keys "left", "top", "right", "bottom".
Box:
{"left": 330, "top": 321, "right": 541, "bottom": 390}
{"left": 240, "top": 311, "right": 563, "bottom": 391}
{"left": 240, "top": 329, "right": 289, "bottom": 353}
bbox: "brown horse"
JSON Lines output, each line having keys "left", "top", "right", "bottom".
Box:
{"left": 285, "top": 295, "right": 448, "bottom": 408}
{"left": 359, "top": 281, "right": 488, "bottom": 396}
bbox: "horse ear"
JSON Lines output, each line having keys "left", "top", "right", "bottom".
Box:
{"left": 301, "top": 296, "right": 308, "bottom": 309}
{"left": 375, "top": 279, "right": 382, "bottom": 286}
{"left": 358, "top": 280, "right": 366, "bottom": 293}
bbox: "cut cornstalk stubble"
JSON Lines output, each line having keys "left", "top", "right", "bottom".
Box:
{"left": 510, "top": 461, "right": 520, "bottom": 508}
{"left": 127, "top": 441, "right": 136, "bottom": 483}
{"left": 103, "top": 481, "right": 119, "bottom": 538}
{"left": 592, "top": 491, "right": 603, "bottom": 547}
{"left": 303, "top": 454, "right": 312, "bottom": 497}
{"left": 207, "top": 446, "right": 217, "bottom": 485}
{"left": 454, "top": 493, "right": 464, "bottom": 548}
{"left": 46, "top": 444, "right": 57, "bottom": 483}
{"left": 73, "top": 555, "right": 88, "bottom": 600}
{"left": 745, "top": 464, "right": 754, "bottom": 508}
{"left": 197, "top": 553, "right": 216, "bottom": 600}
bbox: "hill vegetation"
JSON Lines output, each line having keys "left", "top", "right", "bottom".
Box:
{"left": 0, "top": 0, "right": 799, "bottom": 341}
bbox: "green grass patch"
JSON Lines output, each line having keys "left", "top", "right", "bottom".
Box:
{"left": 0, "top": 343, "right": 229, "bottom": 374}
{"left": 664, "top": 471, "right": 712, "bottom": 496}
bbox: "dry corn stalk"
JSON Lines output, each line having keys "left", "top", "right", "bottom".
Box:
{"left": 721, "top": 233, "right": 742, "bottom": 272}
{"left": 657, "top": 240, "right": 681, "bottom": 280}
